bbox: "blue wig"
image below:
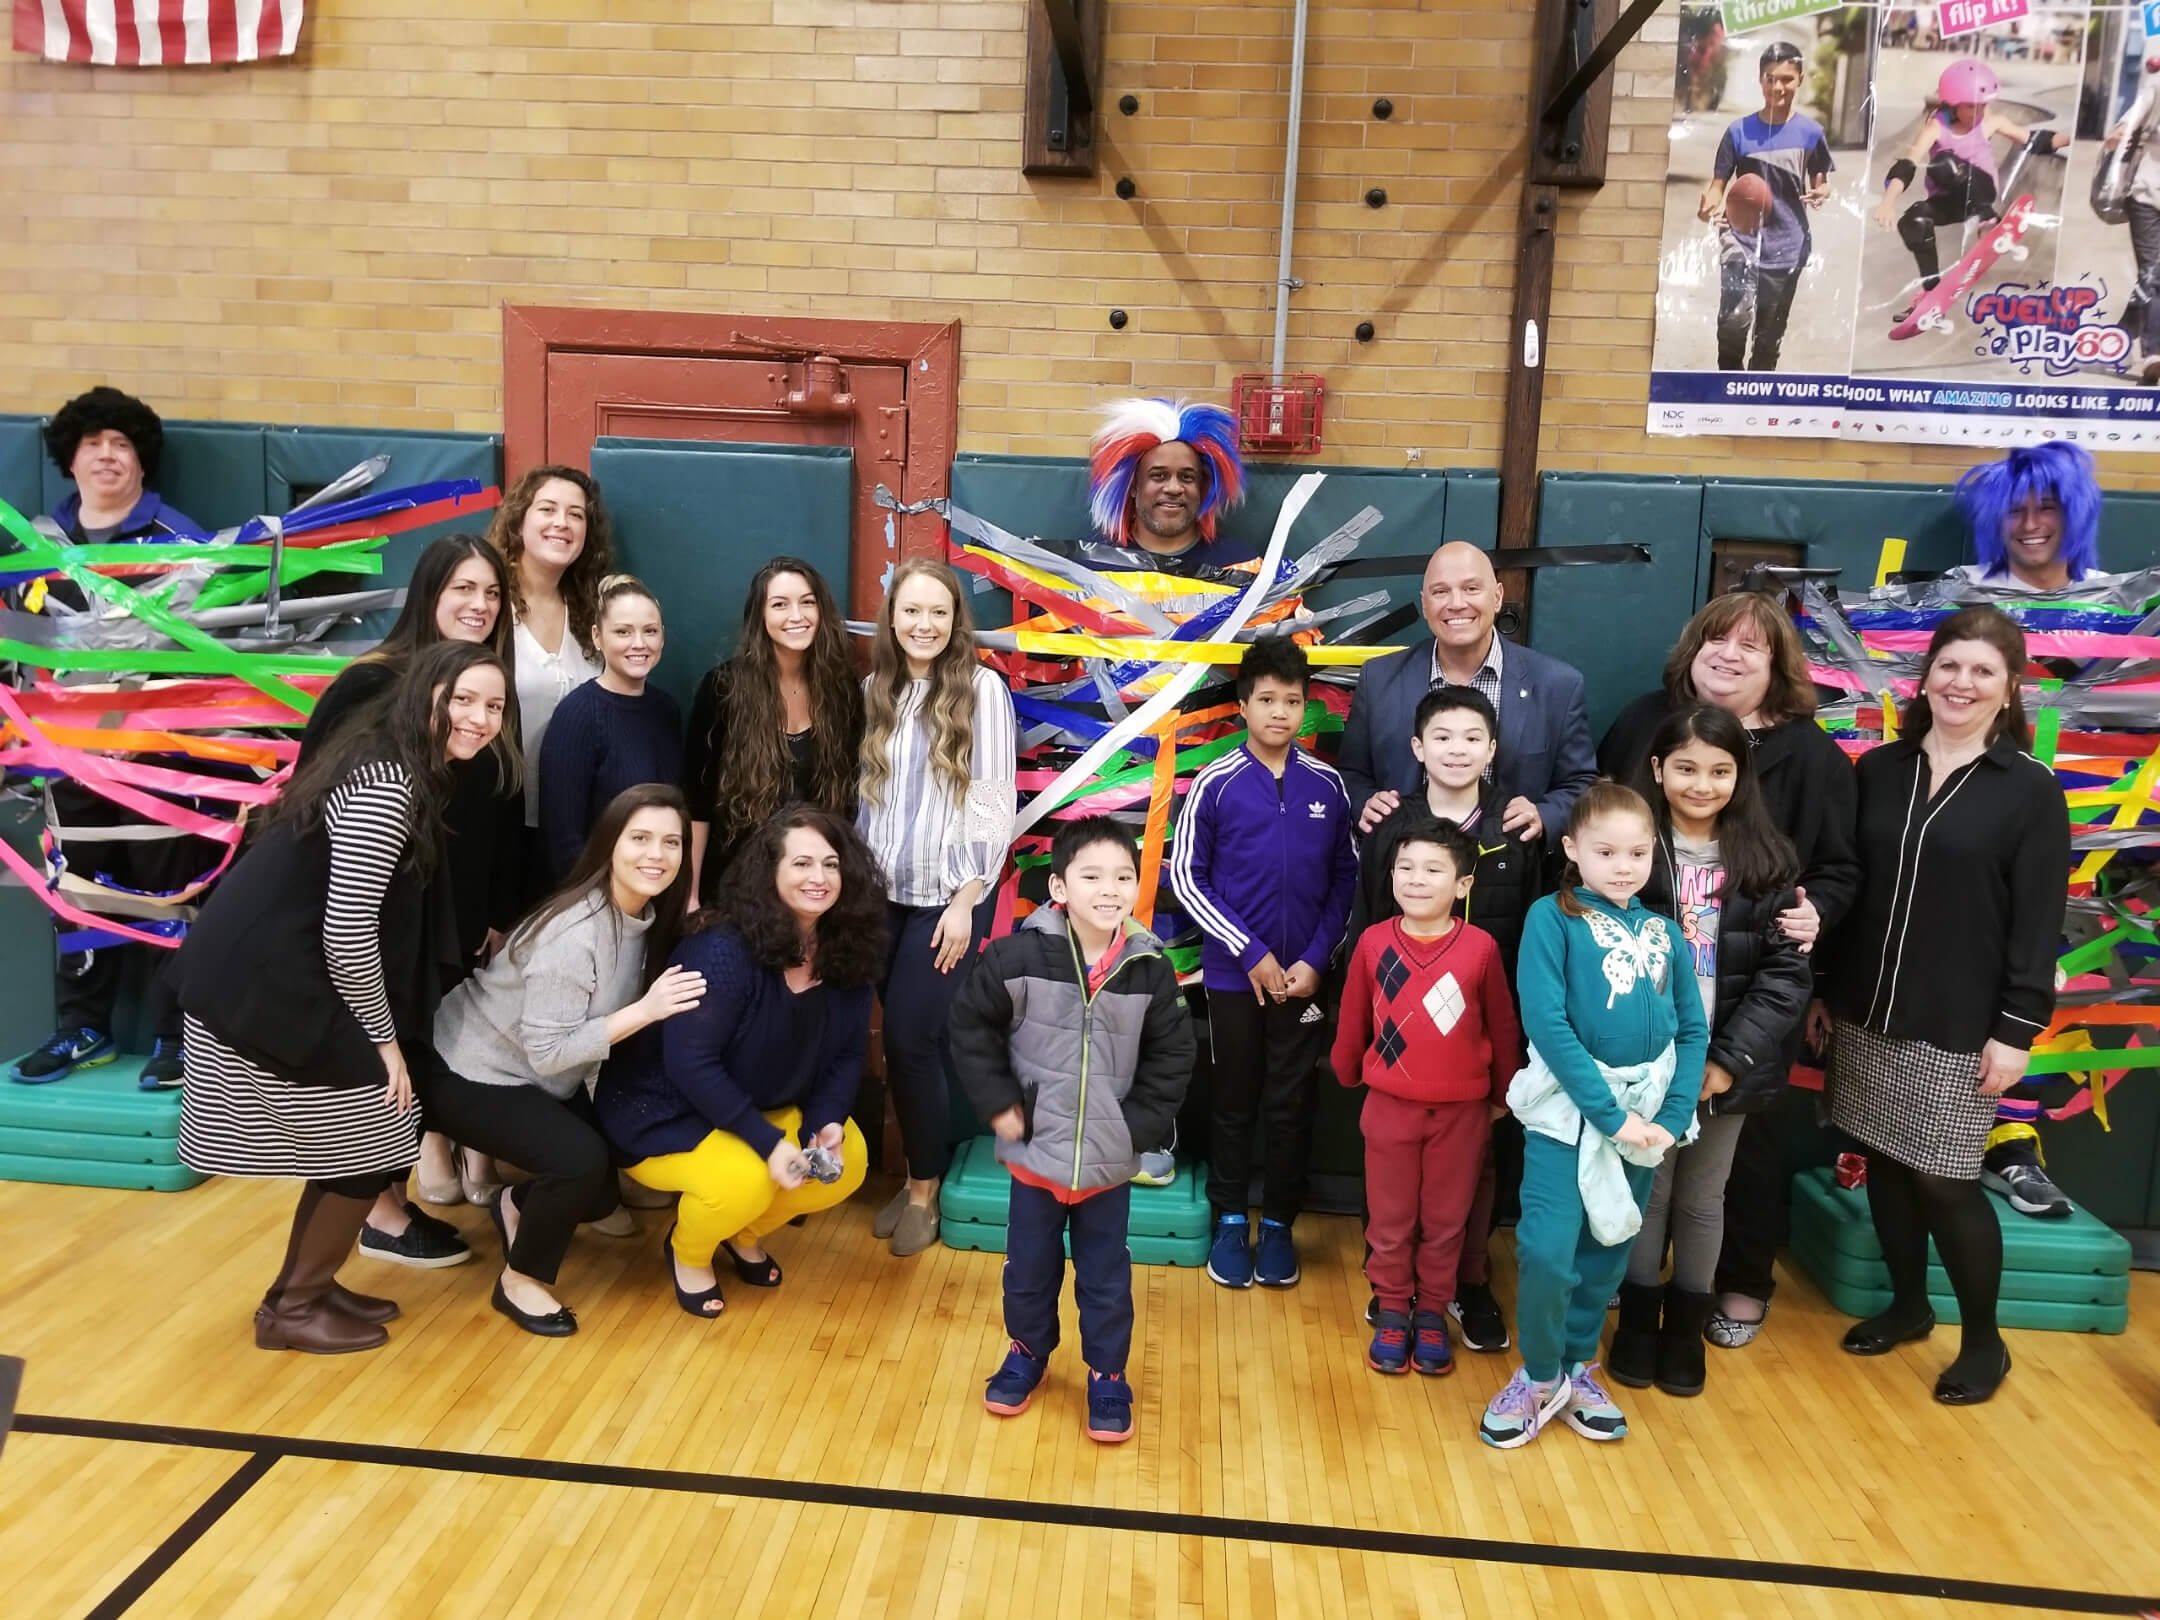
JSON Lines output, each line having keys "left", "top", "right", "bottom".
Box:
{"left": 1955, "top": 442, "right": 2102, "bottom": 583}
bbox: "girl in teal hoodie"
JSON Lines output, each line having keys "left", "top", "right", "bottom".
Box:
{"left": 1479, "top": 782, "right": 1708, "bottom": 1451}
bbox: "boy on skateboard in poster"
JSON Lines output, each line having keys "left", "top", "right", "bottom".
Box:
{"left": 1699, "top": 41, "right": 1833, "bottom": 372}
{"left": 1873, "top": 59, "right": 2069, "bottom": 337}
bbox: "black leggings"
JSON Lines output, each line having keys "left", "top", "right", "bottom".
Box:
{"left": 1897, "top": 159, "right": 1999, "bottom": 291}
{"left": 316, "top": 1170, "right": 403, "bottom": 1201}
{"left": 1863, "top": 1150, "right": 2001, "bottom": 1357}
{"left": 415, "top": 1068, "right": 617, "bottom": 1284}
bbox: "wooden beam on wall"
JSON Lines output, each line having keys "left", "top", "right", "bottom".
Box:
{"left": 1022, "top": 0, "right": 1106, "bottom": 177}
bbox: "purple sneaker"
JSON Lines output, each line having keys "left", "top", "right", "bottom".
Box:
{"left": 1561, "top": 1361, "right": 1628, "bottom": 1441}
{"left": 1477, "top": 1367, "right": 1569, "bottom": 1450}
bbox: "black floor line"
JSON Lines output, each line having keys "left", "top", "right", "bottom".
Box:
{"left": 19, "top": 1412, "right": 2157, "bottom": 1617}
{"left": 82, "top": 1450, "right": 276, "bottom": 1620}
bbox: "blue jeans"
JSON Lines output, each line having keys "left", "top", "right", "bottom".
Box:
{"left": 1514, "top": 1132, "right": 1656, "bottom": 1383}
{"left": 1004, "top": 1177, "right": 1134, "bottom": 1376}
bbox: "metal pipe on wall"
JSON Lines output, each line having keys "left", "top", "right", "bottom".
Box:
{"left": 1267, "top": 0, "right": 1312, "bottom": 381}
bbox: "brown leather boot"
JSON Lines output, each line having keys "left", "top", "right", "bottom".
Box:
{"left": 327, "top": 1282, "right": 401, "bottom": 1324}
{"left": 256, "top": 1185, "right": 393, "bottom": 1353}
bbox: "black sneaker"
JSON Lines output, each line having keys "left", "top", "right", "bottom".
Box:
{"left": 357, "top": 1203, "right": 472, "bottom": 1268}
{"left": 10, "top": 1026, "right": 115, "bottom": 1084}
{"left": 1447, "top": 1281, "right": 1510, "bottom": 1353}
{"left": 140, "top": 1035, "right": 185, "bottom": 1091}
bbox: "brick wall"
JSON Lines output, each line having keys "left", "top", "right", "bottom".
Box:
{"left": 2, "top": 1, "right": 2152, "bottom": 489}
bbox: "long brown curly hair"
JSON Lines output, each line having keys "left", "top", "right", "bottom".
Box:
{"left": 705, "top": 558, "right": 862, "bottom": 846}
{"left": 861, "top": 557, "right": 979, "bottom": 810}
{"left": 488, "top": 465, "right": 615, "bottom": 651}
{"left": 701, "top": 805, "right": 889, "bottom": 987}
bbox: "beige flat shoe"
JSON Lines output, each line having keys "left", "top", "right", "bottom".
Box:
{"left": 460, "top": 1152, "right": 504, "bottom": 1208}
{"left": 582, "top": 1206, "right": 637, "bottom": 1238}
{"left": 618, "top": 1173, "right": 674, "bottom": 1210}
{"left": 890, "top": 1193, "right": 941, "bottom": 1257}
{"left": 871, "top": 1184, "right": 910, "bottom": 1240}
{"left": 415, "top": 1165, "right": 464, "bottom": 1207}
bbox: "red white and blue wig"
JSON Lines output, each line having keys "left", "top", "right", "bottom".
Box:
{"left": 1087, "top": 397, "right": 1246, "bottom": 545}
{"left": 1956, "top": 442, "right": 2102, "bottom": 583}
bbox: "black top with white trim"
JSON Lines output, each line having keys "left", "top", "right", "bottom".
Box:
{"left": 1825, "top": 734, "right": 2068, "bottom": 1053}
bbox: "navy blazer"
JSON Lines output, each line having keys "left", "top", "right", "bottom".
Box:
{"left": 1338, "top": 634, "right": 1598, "bottom": 837}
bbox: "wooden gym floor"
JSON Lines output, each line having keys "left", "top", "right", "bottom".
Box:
{"left": 3, "top": 1175, "right": 2158, "bottom": 1619}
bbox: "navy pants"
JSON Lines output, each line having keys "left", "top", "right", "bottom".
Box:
{"left": 879, "top": 900, "right": 988, "bottom": 1182}
{"left": 1004, "top": 1177, "right": 1134, "bottom": 1377}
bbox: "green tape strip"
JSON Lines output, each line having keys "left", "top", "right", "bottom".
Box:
{"left": 0, "top": 638, "right": 339, "bottom": 683}
{"left": 2034, "top": 706, "right": 2061, "bottom": 768}
{"left": 2029, "top": 1043, "right": 2160, "bottom": 1076}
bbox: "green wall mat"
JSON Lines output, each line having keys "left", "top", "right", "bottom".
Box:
{"left": 0, "top": 1125, "right": 182, "bottom": 1165}
{"left": 938, "top": 1214, "right": 1211, "bottom": 1269}
{"left": 940, "top": 1135, "right": 1212, "bottom": 1239}
{"left": 1793, "top": 1239, "right": 2129, "bottom": 1305}
{"left": 0, "top": 1153, "right": 204, "bottom": 1192}
{"left": 1789, "top": 1240, "right": 2128, "bottom": 1334}
{"left": 0, "top": 1059, "right": 182, "bottom": 1137}
{"left": 1790, "top": 1169, "right": 2132, "bottom": 1276}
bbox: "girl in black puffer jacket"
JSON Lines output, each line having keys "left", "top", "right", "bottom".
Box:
{"left": 1608, "top": 705, "right": 1812, "bottom": 1400}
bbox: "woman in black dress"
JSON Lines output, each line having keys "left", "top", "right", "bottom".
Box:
{"left": 682, "top": 557, "right": 864, "bottom": 904}
{"left": 1811, "top": 606, "right": 2068, "bottom": 1404}
{"left": 177, "top": 642, "right": 512, "bottom": 1354}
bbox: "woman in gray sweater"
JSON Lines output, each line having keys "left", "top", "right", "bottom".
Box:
{"left": 426, "top": 784, "right": 704, "bottom": 1335}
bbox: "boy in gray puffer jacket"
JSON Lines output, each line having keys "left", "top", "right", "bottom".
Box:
{"left": 951, "top": 816, "right": 1195, "bottom": 1445}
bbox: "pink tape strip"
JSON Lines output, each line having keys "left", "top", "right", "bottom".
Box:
{"left": 0, "top": 833, "right": 190, "bottom": 948}
{"left": 1862, "top": 628, "right": 2160, "bottom": 660}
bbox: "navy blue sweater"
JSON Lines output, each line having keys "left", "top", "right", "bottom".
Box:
{"left": 537, "top": 681, "right": 683, "bottom": 878}
{"left": 595, "top": 929, "right": 871, "bottom": 1163}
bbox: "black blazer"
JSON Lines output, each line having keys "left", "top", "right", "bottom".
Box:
{"left": 1338, "top": 634, "right": 1598, "bottom": 837}
{"left": 177, "top": 773, "right": 452, "bottom": 1088}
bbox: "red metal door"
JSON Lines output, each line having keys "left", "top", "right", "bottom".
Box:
{"left": 503, "top": 307, "right": 960, "bottom": 615}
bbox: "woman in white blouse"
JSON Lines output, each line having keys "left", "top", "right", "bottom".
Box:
{"left": 856, "top": 558, "right": 1017, "bottom": 1257}
{"left": 488, "top": 465, "right": 609, "bottom": 900}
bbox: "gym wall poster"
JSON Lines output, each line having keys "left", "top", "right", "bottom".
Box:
{"left": 1648, "top": 3, "right": 2160, "bottom": 450}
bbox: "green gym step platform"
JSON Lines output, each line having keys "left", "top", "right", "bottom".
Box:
{"left": 0, "top": 1056, "right": 206, "bottom": 1192}
{"left": 938, "top": 1135, "right": 1212, "bottom": 1267}
{"left": 1787, "top": 1167, "right": 2131, "bottom": 1335}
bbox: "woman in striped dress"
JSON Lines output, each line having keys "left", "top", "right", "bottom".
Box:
{"left": 177, "top": 641, "right": 511, "bottom": 1354}
{"left": 855, "top": 558, "right": 1017, "bottom": 1258}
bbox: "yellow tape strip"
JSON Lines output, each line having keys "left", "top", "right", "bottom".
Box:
{"left": 2074, "top": 745, "right": 2160, "bottom": 884}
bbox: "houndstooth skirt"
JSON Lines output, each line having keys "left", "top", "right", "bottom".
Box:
{"left": 1826, "top": 1019, "right": 1996, "bottom": 1180}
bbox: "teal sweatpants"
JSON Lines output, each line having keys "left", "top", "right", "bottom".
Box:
{"left": 1514, "top": 1131, "right": 1657, "bottom": 1383}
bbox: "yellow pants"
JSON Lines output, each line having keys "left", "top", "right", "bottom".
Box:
{"left": 627, "top": 1109, "right": 869, "bottom": 1263}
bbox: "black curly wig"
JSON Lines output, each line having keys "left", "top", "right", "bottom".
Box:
{"left": 46, "top": 387, "right": 164, "bottom": 482}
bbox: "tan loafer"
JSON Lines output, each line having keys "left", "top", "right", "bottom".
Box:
{"left": 891, "top": 1192, "right": 941, "bottom": 1257}
{"left": 618, "top": 1173, "right": 674, "bottom": 1211}
{"left": 582, "top": 1206, "right": 637, "bottom": 1238}
{"left": 871, "top": 1184, "right": 910, "bottom": 1240}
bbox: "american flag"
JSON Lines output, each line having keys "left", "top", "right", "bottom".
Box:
{"left": 13, "top": 0, "right": 303, "bottom": 65}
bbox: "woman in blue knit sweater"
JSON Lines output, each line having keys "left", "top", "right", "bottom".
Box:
{"left": 596, "top": 806, "right": 889, "bottom": 1318}
{"left": 539, "top": 576, "right": 684, "bottom": 879}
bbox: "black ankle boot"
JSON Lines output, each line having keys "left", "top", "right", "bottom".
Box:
{"left": 1654, "top": 1289, "right": 1714, "bottom": 1397}
{"left": 1607, "top": 1282, "right": 1662, "bottom": 1388}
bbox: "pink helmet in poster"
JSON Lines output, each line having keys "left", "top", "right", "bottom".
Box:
{"left": 1936, "top": 59, "right": 2000, "bottom": 108}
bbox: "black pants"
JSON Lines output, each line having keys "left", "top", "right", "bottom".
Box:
{"left": 1716, "top": 258, "right": 1803, "bottom": 371}
{"left": 1006, "top": 1178, "right": 1133, "bottom": 1375}
{"left": 414, "top": 1068, "right": 616, "bottom": 1284}
{"left": 1205, "top": 991, "right": 1327, "bottom": 1224}
{"left": 1714, "top": 1109, "right": 1783, "bottom": 1302}
{"left": 2124, "top": 198, "right": 2160, "bottom": 357}
{"left": 55, "top": 938, "right": 181, "bottom": 1040}
{"left": 1897, "top": 164, "right": 1998, "bottom": 292}
{"left": 878, "top": 899, "right": 987, "bottom": 1182}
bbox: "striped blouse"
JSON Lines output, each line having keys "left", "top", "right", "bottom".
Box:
{"left": 323, "top": 761, "right": 417, "bottom": 1044}
{"left": 857, "top": 664, "right": 1018, "bottom": 908}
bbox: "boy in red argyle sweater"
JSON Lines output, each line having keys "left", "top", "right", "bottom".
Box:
{"left": 1332, "top": 816, "right": 1522, "bottom": 1376}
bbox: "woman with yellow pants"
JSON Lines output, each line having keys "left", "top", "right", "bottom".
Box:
{"left": 597, "top": 806, "right": 887, "bottom": 1317}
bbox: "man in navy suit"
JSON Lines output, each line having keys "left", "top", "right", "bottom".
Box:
{"left": 1340, "top": 542, "right": 1598, "bottom": 838}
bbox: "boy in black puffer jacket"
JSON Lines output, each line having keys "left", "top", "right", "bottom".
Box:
{"left": 952, "top": 816, "right": 1195, "bottom": 1445}
{"left": 1609, "top": 705, "right": 1812, "bottom": 1399}
{"left": 1348, "top": 685, "right": 1542, "bottom": 1353}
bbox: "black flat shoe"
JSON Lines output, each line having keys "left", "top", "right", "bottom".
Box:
{"left": 664, "top": 1224, "right": 724, "bottom": 1318}
{"left": 1935, "top": 1344, "right": 2012, "bottom": 1405}
{"left": 1842, "top": 1308, "right": 1936, "bottom": 1357}
{"left": 721, "top": 1239, "right": 782, "bottom": 1288}
{"left": 491, "top": 1278, "right": 577, "bottom": 1337}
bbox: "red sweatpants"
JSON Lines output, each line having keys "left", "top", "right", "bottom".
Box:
{"left": 1361, "top": 1088, "right": 1492, "bottom": 1315}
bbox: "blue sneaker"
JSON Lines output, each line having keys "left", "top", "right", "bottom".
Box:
{"left": 1411, "top": 1310, "right": 1454, "bottom": 1377}
{"left": 983, "top": 1342, "right": 1047, "bottom": 1416}
{"left": 1206, "top": 1214, "right": 1253, "bottom": 1289}
{"left": 140, "top": 1034, "right": 185, "bottom": 1091}
{"left": 10, "top": 1026, "right": 114, "bottom": 1084}
{"left": 1367, "top": 1309, "right": 1411, "bottom": 1374}
{"left": 1561, "top": 1361, "right": 1628, "bottom": 1442}
{"left": 1478, "top": 1367, "right": 1570, "bottom": 1450}
{"left": 1085, "top": 1369, "right": 1134, "bottom": 1444}
{"left": 1254, "top": 1218, "right": 1299, "bottom": 1288}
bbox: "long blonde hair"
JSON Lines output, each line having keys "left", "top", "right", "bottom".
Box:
{"left": 861, "top": 557, "right": 978, "bottom": 809}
